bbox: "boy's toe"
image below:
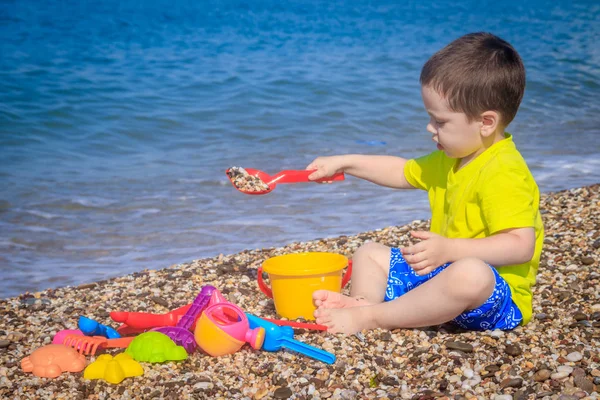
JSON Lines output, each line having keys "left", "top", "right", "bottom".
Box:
{"left": 312, "top": 290, "right": 329, "bottom": 301}
{"left": 314, "top": 309, "right": 333, "bottom": 325}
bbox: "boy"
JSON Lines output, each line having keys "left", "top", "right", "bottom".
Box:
{"left": 306, "top": 32, "right": 544, "bottom": 334}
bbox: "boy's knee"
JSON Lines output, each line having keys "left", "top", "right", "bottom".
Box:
{"left": 447, "top": 258, "right": 495, "bottom": 298}
{"left": 354, "top": 242, "right": 383, "bottom": 257}
{"left": 353, "top": 242, "right": 390, "bottom": 265}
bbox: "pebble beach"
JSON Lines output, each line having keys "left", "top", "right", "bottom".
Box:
{"left": 1, "top": 184, "right": 599, "bottom": 400}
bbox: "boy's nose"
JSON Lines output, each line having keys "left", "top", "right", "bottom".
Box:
{"left": 426, "top": 123, "right": 436, "bottom": 135}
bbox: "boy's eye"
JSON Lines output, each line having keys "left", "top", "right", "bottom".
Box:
{"left": 436, "top": 120, "right": 445, "bottom": 126}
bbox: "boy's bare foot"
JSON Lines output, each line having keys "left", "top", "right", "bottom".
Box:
{"left": 314, "top": 306, "right": 370, "bottom": 334}
{"left": 313, "top": 290, "right": 372, "bottom": 309}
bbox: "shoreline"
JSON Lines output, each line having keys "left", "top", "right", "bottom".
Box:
{"left": 1, "top": 184, "right": 598, "bottom": 399}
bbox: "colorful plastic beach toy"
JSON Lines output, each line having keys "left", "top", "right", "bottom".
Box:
{"left": 62, "top": 334, "right": 135, "bottom": 355}
{"left": 262, "top": 318, "right": 328, "bottom": 331}
{"left": 78, "top": 316, "right": 121, "bottom": 339}
{"left": 246, "top": 314, "right": 335, "bottom": 364}
{"left": 258, "top": 252, "right": 352, "bottom": 320}
{"left": 226, "top": 167, "right": 345, "bottom": 195}
{"left": 110, "top": 303, "right": 193, "bottom": 332}
{"left": 208, "top": 303, "right": 264, "bottom": 349}
{"left": 151, "top": 285, "right": 215, "bottom": 354}
{"left": 194, "top": 303, "right": 264, "bottom": 357}
{"left": 52, "top": 329, "right": 85, "bottom": 345}
{"left": 21, "top": 344, "right": 87, "bottom": 378}
{"left": 112, "top": 289, "right": 226, "bottom": 336}
{"left": 125, "top": 331, "right": 187, "bottom": 363}
{"left": 208, "top": 288, "right": 227, "bottom": 306}
{"left": 84, "top": 353, "right": 144, "bottom": 384}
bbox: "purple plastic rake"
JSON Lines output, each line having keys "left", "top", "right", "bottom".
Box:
{"left": 152, "top": 285, "right": 215, "bottom": 353}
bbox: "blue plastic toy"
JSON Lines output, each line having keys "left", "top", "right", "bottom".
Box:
{"left": 246, "top": 314, "right": 335, "bottom": 364}
{"left": 78, "top": 316, "right": 121, "bottom": 339}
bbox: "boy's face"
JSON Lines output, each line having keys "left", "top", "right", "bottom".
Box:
{"left": 421, "top": 85, "right": 485, "bottom": 166}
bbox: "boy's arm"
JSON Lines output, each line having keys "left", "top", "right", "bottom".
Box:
{"left": 308, "top": 154, "right": 416, "bottom": 189}
{"left": 446, "top": 227, "right": 535, "bottom": 266}
{"left": 402, "top": 227, "right": 535, "bottom": 274}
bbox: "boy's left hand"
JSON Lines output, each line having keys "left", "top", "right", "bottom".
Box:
{"left": 401, "top": 231, "right": 452, "bottom": 275}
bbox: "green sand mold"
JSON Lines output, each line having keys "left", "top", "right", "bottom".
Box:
{"left": 125, "top": 332, "right": 188, "bottom": 363}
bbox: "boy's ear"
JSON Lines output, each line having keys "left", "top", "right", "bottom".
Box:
{"left": 480, "top": 111, "right": 500, "bottom": 137}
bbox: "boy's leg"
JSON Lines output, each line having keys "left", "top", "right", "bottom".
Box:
{"left": 314, "top": 257, "right": 496, "bottom": 334}
{"left": 313, "top": 242, "right": 392, "bottom": 309}
{"left": 349, "top": 242, "right": 393, "bottom": 303}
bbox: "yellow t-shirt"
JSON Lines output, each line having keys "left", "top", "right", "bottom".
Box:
{"left": 403, "top": 133, "right": 544, "bottom": 325}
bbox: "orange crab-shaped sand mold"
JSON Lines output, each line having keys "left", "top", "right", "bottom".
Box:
{"left": 21, "top": 344, "right": 87, "bottom": 378}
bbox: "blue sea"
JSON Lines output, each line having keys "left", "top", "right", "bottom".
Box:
{"left": 1, "top": 0, "right": 599, "bottom": 298}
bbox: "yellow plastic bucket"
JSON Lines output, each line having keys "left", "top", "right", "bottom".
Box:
{"left": 257, "top": 252, "right": 352, "bottom": 320}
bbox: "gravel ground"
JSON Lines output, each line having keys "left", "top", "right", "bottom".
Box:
{"left": 1, "top": 184, "right": 599, "bottom": 400}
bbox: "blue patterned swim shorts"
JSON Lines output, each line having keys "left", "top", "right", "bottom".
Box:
{"left": 384, "top": 248, "right": 522, "bottom": 330}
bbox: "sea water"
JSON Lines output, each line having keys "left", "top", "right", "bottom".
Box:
{"left": 1, "top": 0, "right": 599, "bottom": 297}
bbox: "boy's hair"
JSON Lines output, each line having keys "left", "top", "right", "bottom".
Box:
{"left": 420, "top": 32, "right": 525, "bottom": 127}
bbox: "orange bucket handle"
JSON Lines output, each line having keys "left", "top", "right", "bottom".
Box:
{"left": 257, "top": 260, "right": 353, "bottom": 299}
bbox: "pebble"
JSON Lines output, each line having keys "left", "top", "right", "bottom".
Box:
{"left": 274, "top": 386, "right": 293, "bottom": 399}
{"left": 462, "top": 368, "right": 474, "bottom": 378}
{"left": 504, "top": 344, "right": 522, "bottom": 356}
{"left": 566, "top": 351, "right": 583, "bottom": 362}
{"left": 573, "top": 312, "right": 588, "bottom": 321}
{"left": 484, "top": 365, "right": 501, "bottom": 373}
{"left": 464, "top": 376, "right": 481, "bottom": 387}
{"left": 193, "top": 381, "right": 212, "bottom": 390}
{"left": 490, "top": 329, "right": 504, "bottom": 338}
{"left": 77, "top": 283, "right": 97, "bottom": 290}
{"left": 309, "top": 378, "right": 325, "bottom": 389}
{"left": 20, "top": 298, "right": 38, "bottom": 306}
{"left": 381, "top": 376, "right": 399, "bottom": 386}
{"left": 581, "top": 256, "right": 595, "bottom": 265}
{"left": 341, "top": 389, "right": 358, "bottom": 399}
{"left": 551, "top": 371, "right": 571, "bottom": 380}
{"left": 445, "top": 341, "right": 473, "bottom": 353}
{"left": 533, "top": 369, "right": 552, "bottom": 381}
{"left": 1, "top": 184, "right": 599, "bottom": 399}
{"left": 573, "top": 376, "right": 594, "bottom": 393}
{"left": 557, "top": 365, "right": 574, "bottom": 374}
{"left": 513, "top": 392, "right": 527, "bottom": 400}
{"left": 500, "top": 377, "right": 523, "bottom": 389}
{"left": 150, "top": 296, "right": 169, "bottom": 308}
{"left": 0, "top": 340, "right": 10, "bottom": 349}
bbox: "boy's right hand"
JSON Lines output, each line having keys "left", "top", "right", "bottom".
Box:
{"left": 306, "top": 156, "right": 345, "bottom": 181}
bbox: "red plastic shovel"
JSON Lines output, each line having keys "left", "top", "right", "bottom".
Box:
{"left": 226, "top": 168, "right": 345, "bottom": 195}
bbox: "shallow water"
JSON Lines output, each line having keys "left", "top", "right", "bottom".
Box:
{"left": 1, "top": 0, "right": 599, "bottom": 298}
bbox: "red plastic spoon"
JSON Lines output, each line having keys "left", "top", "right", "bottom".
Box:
{"left": 226, "top": 168, "right": 345, "bottom": 195}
